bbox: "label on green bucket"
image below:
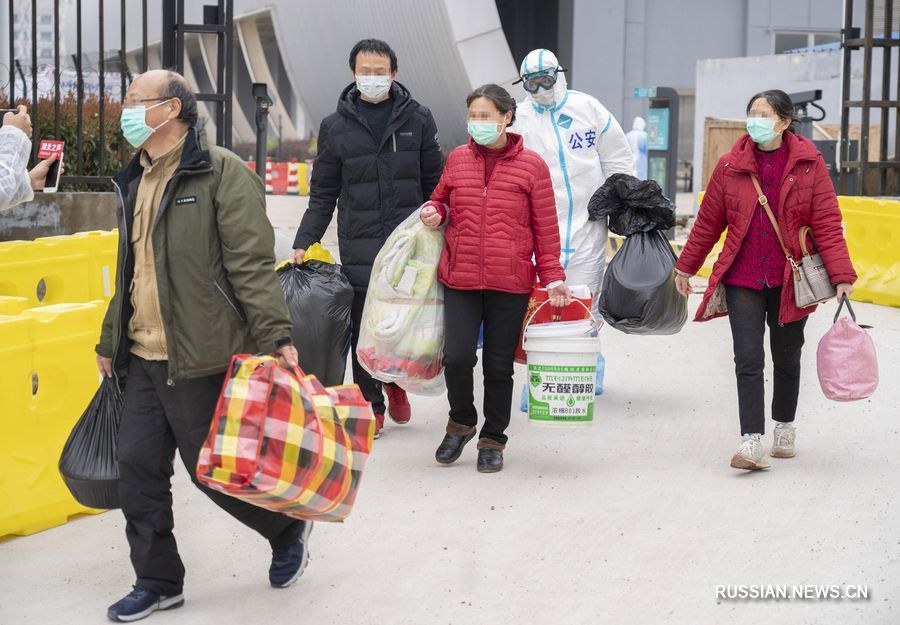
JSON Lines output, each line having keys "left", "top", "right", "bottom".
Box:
{"left": 527, "top": 364, "right": 595, "bottom": 423}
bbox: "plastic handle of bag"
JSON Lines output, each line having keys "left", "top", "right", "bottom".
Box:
{"left": 523, "top": 297, "right": 600, "bottom": 332}
{"left": 253, "top": 352, "right": 307, "bottom": 378}
{"left": 833, "top": 293, "right": 856, "bottom": 324}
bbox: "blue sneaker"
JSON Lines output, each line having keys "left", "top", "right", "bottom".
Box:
{"left": 107, "top": 585, "right": 184, "bottom": 622}
{"left": 269, "top": 521, "right": 313, "bottom": 588}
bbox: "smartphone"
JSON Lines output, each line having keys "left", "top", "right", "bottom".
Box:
{"left": 38, "top": 139, "right": 65, "bottom": 193}
{"left": 0, "top": 108, "right": 19, "bottom": 126}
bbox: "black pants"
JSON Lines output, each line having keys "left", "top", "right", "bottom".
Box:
{"left": 350, "top": 288, "right": 387, "bottom": 415}
{"left": 725, "top": 286, "right": 807, "bottom": 436}
{"left": 443, "top": 288, "right": 530, "bottom": 446}
{"left": 117, "top": 356, "right": 307, "bottom": 596}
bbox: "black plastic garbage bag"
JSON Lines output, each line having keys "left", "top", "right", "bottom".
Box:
{"left": 588, "top": 173, "right": 676, "bottom": 236}
{"left": 278, "top": 260, "right": 354, "bottom": 387}
{"left": 597, "top": 230, "right": 687, "bottom": 335}
{"left": 58, "top": 377, "right": 124, "bottom": 509}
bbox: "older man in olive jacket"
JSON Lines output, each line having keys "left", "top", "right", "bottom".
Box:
{"left": 96, "top": 70, "right": 310, "bottom": 623}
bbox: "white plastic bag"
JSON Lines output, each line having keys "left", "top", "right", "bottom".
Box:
{"left": 357, "top": 208, "right": 446, "bottom": 395}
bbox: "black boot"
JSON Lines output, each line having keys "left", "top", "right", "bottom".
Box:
{"left": 435, "top": 430, "right": 475, "bottom": 464}
{"left": 477, "top": 447, "right": 504, "bottom": 473}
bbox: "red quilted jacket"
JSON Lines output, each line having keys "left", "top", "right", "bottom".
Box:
{"left": 429, "top": 133, "right": 565, "bottom": 294}
{"left": 677, "top": 132, "right": 856, "bottom": 325}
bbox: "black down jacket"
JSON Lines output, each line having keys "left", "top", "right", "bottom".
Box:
{"left": 293, "top": 81, "right": 443, "bottom": 291}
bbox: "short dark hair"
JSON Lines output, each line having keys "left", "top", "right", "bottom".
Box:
{"left": 466, "top": 84, "right": 517, "bottom": 127}
{"left": 746, "top": 89, "right": 798, "bottom": 134}
{"left": 349, "top": 38, "right": 397, "bottom": 73}
{"left": 163, "top": 72, "right": 199, "bottom": 127}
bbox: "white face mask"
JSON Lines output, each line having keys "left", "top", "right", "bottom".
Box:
{"left": 356, "top": 75, "right": 392, "bottom": 102}
{"left": 530, "top": 72, "right": 568, "bottom": 110}
{"left": 531, "top": 89, "right": 556, "bottom": 106}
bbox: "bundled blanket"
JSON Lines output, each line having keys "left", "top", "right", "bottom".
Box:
{"left": 357, "top": 208, "right": 446, "bottom": 395}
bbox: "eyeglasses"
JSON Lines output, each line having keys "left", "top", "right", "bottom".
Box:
{"left": 122, "top": 97, "right": 170, "bottom": 108}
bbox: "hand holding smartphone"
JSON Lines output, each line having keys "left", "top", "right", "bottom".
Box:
{"left": 37, "top": 139, "right": 65, "bottom": 193}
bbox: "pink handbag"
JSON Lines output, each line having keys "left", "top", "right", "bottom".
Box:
{"left": 816, "top": 295, "right": 878, "bottom": 401}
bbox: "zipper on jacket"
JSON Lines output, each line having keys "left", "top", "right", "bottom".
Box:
{"left": 476, "top": 147, "right": 513, "bottom": 287}
{"left": 214, "top": 279, "right": 246, "bottom": 322}
{"left": 109, "top": 180, "right": 130, "bottom": 393}
{"left": 153, "top": 165, "right": 215, "bottom": 381}
{"left": 392, "top": 132, "right": 397, "bottom": 152}
{"left": 480, "top": 186, "right": 487, "bottom": 285}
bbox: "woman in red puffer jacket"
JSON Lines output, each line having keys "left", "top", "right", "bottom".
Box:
{"left": 420, "top": 84, "right": 571, "bottom": 474}
{"left": 675, "top": 90, "right": 856, "bottom": 472}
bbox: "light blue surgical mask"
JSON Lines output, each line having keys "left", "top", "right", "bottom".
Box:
{"left": 746, "top": 117, "right": 779, "bottom": 146}
{"left": 467, "top": 121, "right": 501, "bottom": 146}
{"left": 120, "top": 99, "right": 172, "bottom": 148}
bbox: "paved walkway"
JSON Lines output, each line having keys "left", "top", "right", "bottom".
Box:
{"left": 2, "top": 196, "right": 897, "bottom": 624}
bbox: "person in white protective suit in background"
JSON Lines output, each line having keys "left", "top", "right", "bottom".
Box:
{"left": 626, "top": 116, "right": 648, "bottom": 180}
{"left": 511, "top": 49, "right": 634, "bottom": 310}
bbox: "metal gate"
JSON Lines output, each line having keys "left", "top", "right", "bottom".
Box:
{"left": 840, "top": 0, "right": 900, "bottom": 195}
{"left": 2, "top": 0, "right": 234, "bottom": 188}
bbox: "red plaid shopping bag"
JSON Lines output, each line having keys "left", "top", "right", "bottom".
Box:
{"left": 196, "top": 354, "right": 375, "bottom": 522}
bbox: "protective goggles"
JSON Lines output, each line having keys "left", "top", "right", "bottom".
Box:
{"left": 515, "top": 68, "right": 562, "bottom": 93}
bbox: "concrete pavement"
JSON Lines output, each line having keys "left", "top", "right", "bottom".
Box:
{"left": 1, "top": 195, "right": 897, "bottom": 625}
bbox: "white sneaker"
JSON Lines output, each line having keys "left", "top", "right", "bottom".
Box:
{"left": 771, "top": 423, "right": 796, "bottom": 458}
{"left": 730, "top": 437, "right": 771, "bottom": 470}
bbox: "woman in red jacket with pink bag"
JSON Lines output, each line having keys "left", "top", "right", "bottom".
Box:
{"left": 420, "top": 84, "right": 571, "bottom": 473}
{"left": 675, "top": 90, "right": 856, "bottom": 471}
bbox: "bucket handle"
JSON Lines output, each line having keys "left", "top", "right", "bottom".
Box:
{"left": 523, "top": 298, "right": 602, "bottom": 333}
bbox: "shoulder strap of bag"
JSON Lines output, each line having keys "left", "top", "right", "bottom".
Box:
{"left": 750, "top": 174, "right": 798, "bottom": 273}
{"left": 750, "top": 174, "right": 792, "bottom": 259}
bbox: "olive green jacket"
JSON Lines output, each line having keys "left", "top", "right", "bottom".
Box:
{"left": 97, "top": 127, "right": 292, "bottom": 384}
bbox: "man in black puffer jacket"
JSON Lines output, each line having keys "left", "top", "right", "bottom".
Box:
{"left": 293, "top": 38, "right": 443, "bottom": 437}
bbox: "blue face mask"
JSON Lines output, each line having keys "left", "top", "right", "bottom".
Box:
{"left": 120, "top": 100, "right": 172, "bottom": 148}
{"left": 746, "top": 117, "right": 779, "bottom": 146}
{"left": 467, "top": 121, "right": 502, "bottom": 146}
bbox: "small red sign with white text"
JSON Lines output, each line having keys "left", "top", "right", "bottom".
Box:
{"left": 38, "top": 139, "right": 65, "bottom": 159}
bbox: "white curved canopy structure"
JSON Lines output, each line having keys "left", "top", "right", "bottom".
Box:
{"left": 81, "top": 0, "right": 520, "bottom": 147}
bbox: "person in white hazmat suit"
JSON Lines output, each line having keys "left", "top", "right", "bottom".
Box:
{"left": 626, "top": 116, "right": 649, "bottom": 180}
{"left": 511, "top": 49, "right": 634, "bottom": 311}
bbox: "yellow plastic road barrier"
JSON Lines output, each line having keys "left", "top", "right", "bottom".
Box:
{"left": 696, "top": 232, "right": 727, "bottom": 278}
{"left": 0, "top": 235, "right": 92, "bottom": 307}
{"left": 0, "top": 302, "right": 105, "bottom": 538}
{"left": 0, "top": 230, "right": 119, "bottom": 307}
{"left": 297, "top": 162, "right": 309, "bottom": 196}
{"left": 0, "top": 296, "right": 28, "bottom": 315}
{"left": 838, "top": 196, "right": 900, "bottom": 307}
{"left": 74, "top": 230, "right": 119, "bottom": 302}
